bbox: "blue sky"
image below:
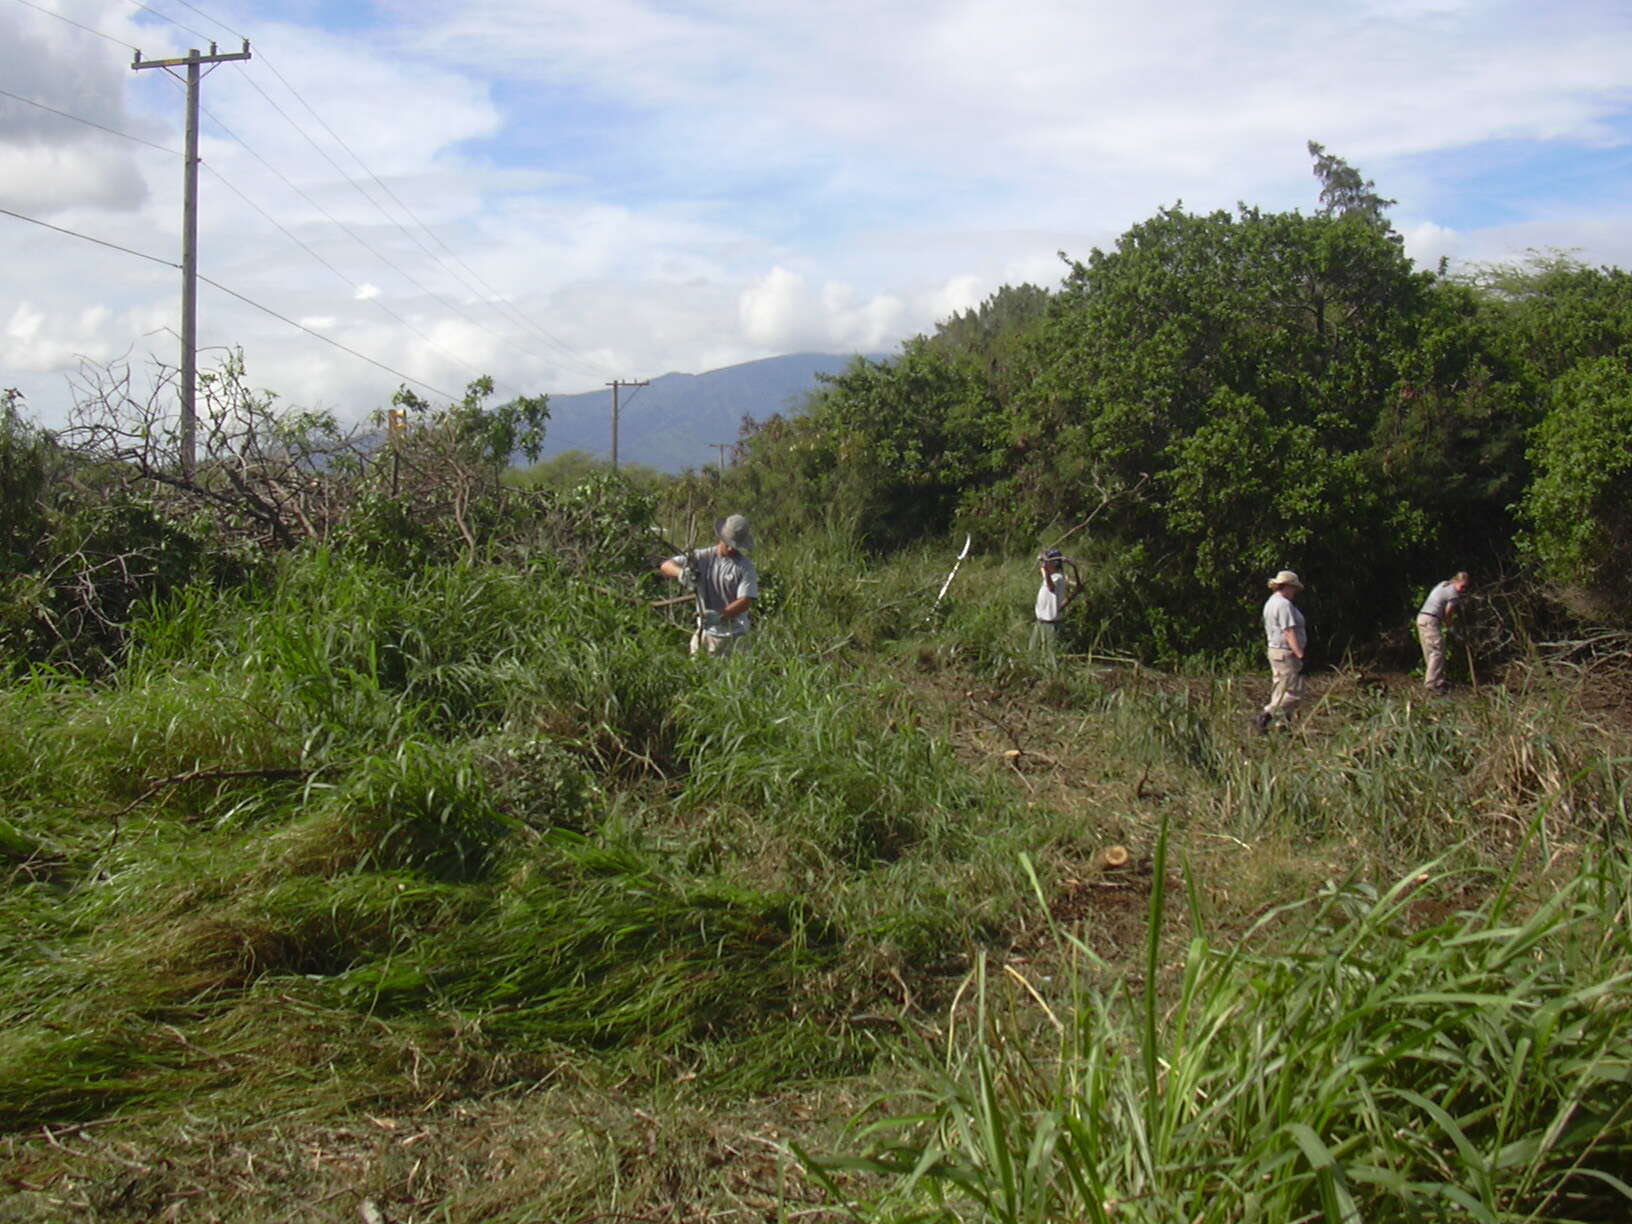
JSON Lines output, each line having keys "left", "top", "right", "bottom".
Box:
{"left": 4, "top": 0, "right": 1632, "bottom": 428}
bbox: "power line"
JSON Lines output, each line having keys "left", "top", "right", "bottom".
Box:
{"left": 178, "top": 83, "right": 584, "bottom": 391}
{"left": 119, "top": 0, "right": 217, "bottom": 46}
{"left": 199, "top": 163, "right": 517, "bottom": 395}
{"left": 118, "top": 1, "right": 507, "bottom": 341}
{"left": 0, "top": 202, "right": 458, "bottom": 401}
{"left": 0, "top": 83, "right": 491, "bottom": 394}
{"left": 227, "top": 68, "right": 616, "bottom": 382}
{"left": 108, "top": 0, "right": 618, "bottom": 382}
{"left": 0, "top": 204, "right": 175, "bottom": 269}
{"left": 0, "top": 85, "right": 179, "bottom": 155}
{"left": 8, "top": 0, "right": 138, "bottom": 51}
{"left": 164, "top": 0, "right": 243, "bottom": 39}
{"left": 197, "top": 273, "right": 458, "bottom": 400}
{"left": 8, "top": 0, "right": 601, "bottom": 406}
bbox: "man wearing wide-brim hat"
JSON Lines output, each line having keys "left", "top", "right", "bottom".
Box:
{"left": 1254, "top": 570, "right": 1307, "bottom": 733}
{"left": 659, "top": 514, "right": 759, "bottom": 658}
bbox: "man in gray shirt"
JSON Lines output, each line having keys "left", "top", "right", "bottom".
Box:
{"left": 659, "top": 514, "right": 759, "bottom": 658}
{"left": 1254, "top": 569, "right": 1307, "bottom": 734}
{"left": 1416, "top": 571, "right": 1470, "bottom": 693}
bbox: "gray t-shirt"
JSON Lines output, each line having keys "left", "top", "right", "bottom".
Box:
{"left": 1419, "top": 580, "right": 1462, "bottom": 619}
{"left": 676, "top": 548, "right": 759, "bottom": 636}
{"left": 1263, "top": 591, "right": 1307, "bottom": 652}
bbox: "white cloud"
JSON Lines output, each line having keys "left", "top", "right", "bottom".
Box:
{"left": 924, "top": 276, "right": 985, "bottom": 326}
{"left": 1401, "top": 221, "right": 1463, "bottom": 270}
{"left": 740, "top": 267, "right": 912, "bottom": 352}
{"left": 0, "top": 146, "right": 148, "bottom": 212}
{"left": 6, "top": 301, "right": 123, "bottom": 372}
{"left": 4, "top": 0, "right": 1632, "bottom": 431}
{"left": 739, "top": 266, "right": 811, "bottom": 348}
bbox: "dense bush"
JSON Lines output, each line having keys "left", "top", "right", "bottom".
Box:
{"left": 1521, "top": 356, "right": 1632, "bottom": 620}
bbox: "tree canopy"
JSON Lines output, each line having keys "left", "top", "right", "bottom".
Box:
{"left": 724, "top": 146, "right": 1632, "bottom": 653}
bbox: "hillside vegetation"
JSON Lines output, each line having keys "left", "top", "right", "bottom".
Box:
{"left": 3, "top": 147, "right": 1632, "bottom": 1222}
{"left": 722, "top": 151, "right": 1632, "bottom": 654}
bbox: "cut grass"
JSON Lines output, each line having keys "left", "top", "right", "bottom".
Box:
{"left": 3, "top": 542, "right": 1630, "bottom": 1220}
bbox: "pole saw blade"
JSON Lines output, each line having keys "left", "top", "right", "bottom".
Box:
{"left": 928, "top": 534, "right": 973, "bottom": 621}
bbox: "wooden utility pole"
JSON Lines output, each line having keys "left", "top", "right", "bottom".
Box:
{"left": 604, "top": 378, "right": 648, "bottom": 471}
{"left": 132, "top": 40, "right": 251, "bottom": 477}
{"left": 709, "top": 442, "right": 731, "bottom": 471}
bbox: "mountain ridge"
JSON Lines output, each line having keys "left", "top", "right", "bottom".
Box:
{"left": 532, "top": 351, "right": 878, "bottom": 472}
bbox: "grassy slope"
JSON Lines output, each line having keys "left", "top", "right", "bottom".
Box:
{"left": 1, "top": 541, "right": 1628, "bottom": 1221}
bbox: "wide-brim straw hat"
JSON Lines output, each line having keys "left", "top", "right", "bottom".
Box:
{"left": 1267, "top": 569, "right": 1304, "bottom": 590}
{"left": 715, "top": 514, "right": 753, "bottom": 554}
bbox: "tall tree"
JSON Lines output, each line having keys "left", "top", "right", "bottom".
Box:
{"left": 1308, "top": 140, "right": 1398, "bottom": 237}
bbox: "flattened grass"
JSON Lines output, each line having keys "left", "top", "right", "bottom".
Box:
{"left": 4, "top": 539, "right": 1631, "bottom": 1221}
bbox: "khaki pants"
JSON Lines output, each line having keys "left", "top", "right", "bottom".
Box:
{"left": 1417, "top": 614, "right": 1446, "bottom": 690}
{"left": 1029, "top": 619, "right": 1059, "bottom": 664}
{"left": 1263, "top": 648, "right": 1304, "bottom": 717}
{"left": 690, "top": 630, "right": 748, "bottom": 659}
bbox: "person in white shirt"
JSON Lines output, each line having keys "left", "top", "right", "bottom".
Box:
{"left": 1416, "top": 571, "right": 1470, "bottom": 693}
{"left": 1254, "top": 570, "right": 1307, "bottom": 733}
{"left": 1030, "top": 547, "right": 1072, "bottom": 663}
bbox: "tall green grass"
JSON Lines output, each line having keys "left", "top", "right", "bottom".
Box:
{"left": 4, "top": 537, "right": 1629, "bottom": 1221}
{"left": 815, "top": 820, "right": 1632, "bottom": 1222}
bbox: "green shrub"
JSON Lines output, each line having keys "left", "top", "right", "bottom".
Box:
{"left": 332, "top": 739, "right": 512, "bottom": 881}
{"left": 1522, "top": 356, "right": 1632, "bottom": 620}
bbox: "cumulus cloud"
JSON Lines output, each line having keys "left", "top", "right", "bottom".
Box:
{"left": 0, "top": 2, "right": 157, "bottom": 214}
{"left": 923, "top": 275, "right": 985, "bottom": 326}
{"left": 5, "top": 301, "right": 120, "bottom": 372}
{"left": 739, "top": 267, "right": 910, "bottom": 352}
{"left": 0, "top": 146, "right": 148, "bottom": 212}
{"left": 5, "top": 0, "right": 1632, "bottom": 430}
{"left": 739, "top": 266, "right": 811, "bottom": 348}
{"left": 1401, "top": 221, "right": 1464, "bottom": 270}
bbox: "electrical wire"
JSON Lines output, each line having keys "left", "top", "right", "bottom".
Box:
{"left": 49, "top": 0, "right": 617, "bottom": 383}
{"left": 7, "top": 0, "right": 609, "bottom": 401}
{"left": 0, "top": 204, "right": 175, "bottom": 270}
{"left": 8, "top": 0, "right": 138, "bottom": 51}
{"left": 0, "top": 85, "right": 179, "bottom": 155}
{"left": 246, "top": 57, "right": 621, "bottom": 380}
{"left": 199, "top": 163, "right": 514, "bottom": 394}
{"left": 224, "top": 70, "right": 615, "bottom": 382}
{"left": 105, "top": 0, "right": 619, "bottom": 381}
{"left": 196, "top": 274, "right": 458, "bottom": 400}
{"left": 119, "top": 0, "right": 217, "bottom": 47}
{"left": 183, "top": 83, "right": 587, "bottom": 389}
{"left": 0, "top": 203, "right": 458, "bottom": 401}
{"left": 0, "top": 82, "right": 505, "bottom": 394}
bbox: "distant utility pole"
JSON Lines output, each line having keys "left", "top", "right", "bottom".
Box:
{"left": 604, "top": 378, "right": 648, "bottom": 471}
{"left": 132, "top": 39, "right": 251, "bottom": 477}
{"left": 709, "top": 442, "right": 731, "bottom": 471}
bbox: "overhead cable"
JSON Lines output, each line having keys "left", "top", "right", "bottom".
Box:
{"left": 8, "top": 0, "right": 138, "bottom": 51}
{"left": 0, "top": 85, "right": 179, "bottom": 155}
{"left": 0, "top": 203, "right": 458, "bottom": 401}
{"left": 114, "top": 0, "right": 618, "bottom": 381}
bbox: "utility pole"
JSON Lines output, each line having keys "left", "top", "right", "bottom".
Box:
{"left": 133, "top": 40, "right": 251, "bottom": 477}
{"left": 604, "top": 378, "right": 648, "bottom": 472}
{"left": 709, "top": 442, "right": 731, "bottom": 471}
